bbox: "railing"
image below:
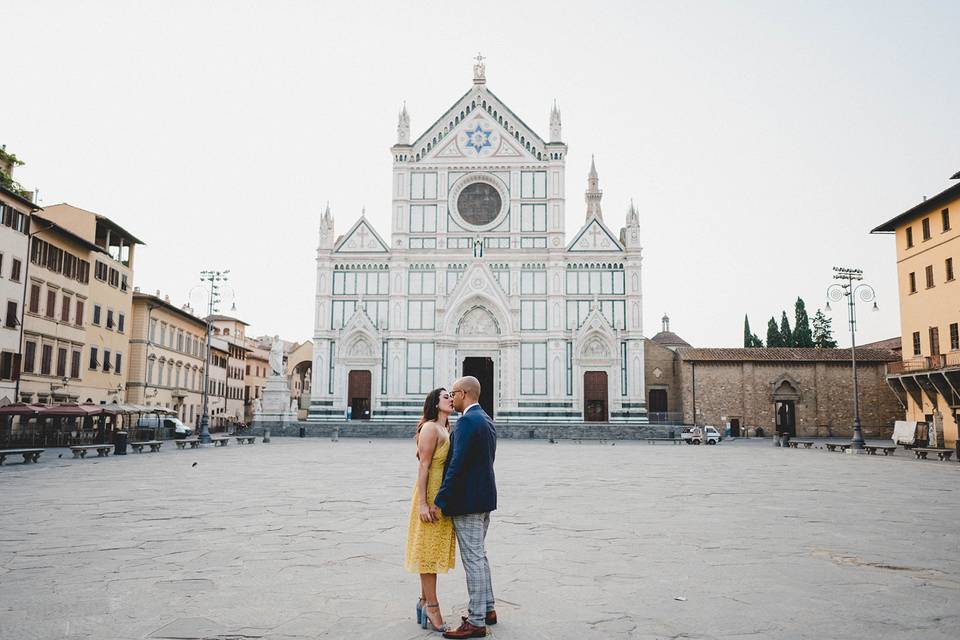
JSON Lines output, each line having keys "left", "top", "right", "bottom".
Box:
{"left": 888, "top": 352, "right": 960, "bottom": 374}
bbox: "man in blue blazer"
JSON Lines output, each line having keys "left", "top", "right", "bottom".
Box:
{"left": 432, "top": 375, "right": 497, "bottom": 639}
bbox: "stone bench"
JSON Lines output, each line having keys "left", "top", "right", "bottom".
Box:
{"left": 645, "top": 437, "right": 681, "bottom": 445}
{"left": 825, "top": 443, "right": 851, "bottom": 452}
{"left": 791, "top": 440, "right": 814, "bottom": 449}
{"left": 914, "top": 448, "right": 954, "bottom": 461}
{"left": 235, "top": 436, "right": 256, "bottom": 445}
{"left": 174, "top": 438, "right": 201, "bottom": 450}
{"left": 130, "top": 441, "right": 162, "bottom": 453}
{"left": 0, "top": 448, "right": 44, "bottom": 465}
{"left": 864, "top": 445, "right": 897, "bottom": 456}
{"left": 70, "top": 444, "right": 114, "bottom": 459}
{"left": 211, "top": 436, "right": 230, "bottom": 447}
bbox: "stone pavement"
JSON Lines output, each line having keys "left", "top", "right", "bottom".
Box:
{"left": 1, "top": 438, "right": 958, "bottom": 640}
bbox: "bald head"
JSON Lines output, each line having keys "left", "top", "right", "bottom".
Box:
{"left": 452, "top": 376, "right": 481, "bottom": 412}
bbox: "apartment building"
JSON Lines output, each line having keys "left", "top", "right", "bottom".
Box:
{"left": 0, "top": 185, "right": 38, "bottom": 402}
{"left": 127, "top": 291, "right": 207, "bottom": 424}
{"left": 872, "top": 175, "right": 960, "bottom": 448}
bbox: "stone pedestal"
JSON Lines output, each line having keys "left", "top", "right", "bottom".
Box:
{"left": 252, "top": 375, "right": 297, "bottom": 424}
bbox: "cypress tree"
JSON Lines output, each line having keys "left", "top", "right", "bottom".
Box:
{"left": 743, "top": 315, "right": 752, "bottom": 347}
{"left": 780, "top": 311, "right": 793, "bottom": 347}
{"left": 767, "top": 317, "right": 783, "bottom": 347}
{"left": 812, "top": 309, "right": 838, "bottom": 348}
{"left": 793, "top": 297, "right": 814, "bottom": 347}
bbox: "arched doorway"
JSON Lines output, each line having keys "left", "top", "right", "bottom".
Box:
{"left": 584, "top": 371, "right": 608, "bottom": 422}
{"left": 772, "top": 378, "right": 801, "bottom": 436}
{"left": 462, "top": 357, "right": 494, "bottom": 418}
{"left": 347, "top": 370, "right": 371, "bottom": 420}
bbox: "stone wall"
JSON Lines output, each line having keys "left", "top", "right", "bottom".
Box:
{"left": 643, "top": 339, "right": 682, "bottom": 413}
{"left": 679, "top": 359, "right": 902, "bottom": 437}
{"left": 250, "top": 420, "right": 677, "bottom": 441}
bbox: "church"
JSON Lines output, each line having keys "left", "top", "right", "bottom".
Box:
{"left": 308, "top": 58, "right": 646, "bottom": 425}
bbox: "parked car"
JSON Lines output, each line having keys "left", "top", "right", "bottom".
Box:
{"left": 681, "top": 425, "right": 722, "bottom": 445}
{"left": 135, "top": 415, "right": 192, "bottom": 439}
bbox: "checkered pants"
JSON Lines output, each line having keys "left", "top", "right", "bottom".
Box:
{"left": 452, "top": 512, "right": 495, "bottom": 627}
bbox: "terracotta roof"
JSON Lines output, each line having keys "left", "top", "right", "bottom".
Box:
{"left": 859, "top": 337, "right": 902, "bottom": 351}
{"left": 871, "top": 180, "right": 960, "bottom": 233}
{"left": 677, "top": 347, "right": 899, "bottom": 363}
{"left": 651, "top": 331, "right": 691, "bottom": 348}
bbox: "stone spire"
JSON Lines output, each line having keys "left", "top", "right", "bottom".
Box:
{"left": 318, "top": 202, "right": 335, "bottom": 250}
{"left": 626, "top": 198, "right": 639, "bottom": 227}
{"left": 396, "top": 102, "right": 410, "bottom": 145}
{"left": 549, "top": 100, "right": 562, "bottom": 143}
{"left": 662, "top": 314, "right": 670, "bottom": 333}
{"left": 585, "top": 155, "right": 603, "bottom": 220}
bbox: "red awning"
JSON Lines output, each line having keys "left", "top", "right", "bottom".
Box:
{"left": 36, "top": 403, "right": 106, "bottom": 417}
{"left": 0, "top": 403, "right": 44, "bottom": 416}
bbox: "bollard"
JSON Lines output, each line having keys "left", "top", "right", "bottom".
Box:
{"left": 263, "top": 429, "right": 271, "bottom": 443}
{"left": 332, "top": 426, "right": 339, "bottom": 442}
{"left": 299, "top": 425, "right": 306, "bottom": 438}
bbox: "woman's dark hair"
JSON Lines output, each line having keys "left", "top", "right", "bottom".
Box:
{"left": 415, "top": 387, "right": 449, "bottom": 457}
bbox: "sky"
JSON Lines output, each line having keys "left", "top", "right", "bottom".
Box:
{"left": 3, "top": 0, "right": 958, "bottom": 346}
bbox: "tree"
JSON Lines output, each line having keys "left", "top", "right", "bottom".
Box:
{"left": 767, "top": 317, "right": 784, "bottom": 347}
{"left": 812, "top": 309, "right": 838, "bottom": 348}
{"left": 793, "top": 297, "right": 814, "bottom": 348}
{"left": 780, "top": 311, "right": 793, "bottom": 347}
{"left": 743, "top": 315, "right": 763, "bottom": 347}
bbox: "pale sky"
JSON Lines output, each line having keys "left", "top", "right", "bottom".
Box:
{"left": 4, "top": 0, "right": 958, "bottom": 347}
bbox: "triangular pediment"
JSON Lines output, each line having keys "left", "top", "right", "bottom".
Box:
{"left": 441, "top": 262, "right": 513, "bottom": 335}
{"left": 340, "top": 304, "right": 378, "bottom": 337}
{"left": 567, "top": 217, "right": 624, "bottom": 253}
{"left": 410, "top": 86, "right": 549, "bottom": 164}
{"left": 334, "top": 218, "right": 390, "bottom": 254}
{"left": 574, "top": 305, "right": 618, "bottom": 360}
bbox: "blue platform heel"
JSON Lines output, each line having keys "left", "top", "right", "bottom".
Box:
{"left": 422, "top": 603, "right": 447, "bottom": 632}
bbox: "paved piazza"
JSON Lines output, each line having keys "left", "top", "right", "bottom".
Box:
{"left": 1, "top": 438, "right": 958, "bottom": 640}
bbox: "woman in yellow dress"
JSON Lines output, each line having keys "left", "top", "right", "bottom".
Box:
{"left": 405, "top": 387, "right": 456, "bottom": 632}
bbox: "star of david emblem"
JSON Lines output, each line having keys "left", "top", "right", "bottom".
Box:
{"left": 465, "top": 125, "right": 492, "bottom": 153}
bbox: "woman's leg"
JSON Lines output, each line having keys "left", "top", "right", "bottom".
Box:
{"left": 419, "top": 573, "right": 444, "bottom": 625}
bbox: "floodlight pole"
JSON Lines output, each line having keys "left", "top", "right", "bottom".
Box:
{"left": 826, "top": 267, "right": 877, "bottom": 451}
{"left": 198, "top": 269, "right": 229, "bottom": 444}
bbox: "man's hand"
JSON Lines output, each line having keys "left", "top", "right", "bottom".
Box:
{"left": 429, "top": 504, "right": 442, "bottom": 521}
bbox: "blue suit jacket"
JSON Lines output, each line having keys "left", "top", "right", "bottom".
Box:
{"left": 433, "top": 405, "right": 497, "bottom": 516}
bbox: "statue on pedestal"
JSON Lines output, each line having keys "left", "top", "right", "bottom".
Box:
{"left": 269, "top": 335, "right": 284, "bottom": 377}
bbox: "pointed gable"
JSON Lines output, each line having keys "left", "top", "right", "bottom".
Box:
{"left": 567, "top": 218, "right": 624, "bottom": 253}
{"left": 410, "top": 86, "right": 549, "bottom": 164}
{"left": 334, "top": 217, "right": 391, "bottom": 254}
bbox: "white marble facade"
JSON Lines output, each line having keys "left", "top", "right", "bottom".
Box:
{"left": 309, "top": 59, "right": 646, "bottom": 424}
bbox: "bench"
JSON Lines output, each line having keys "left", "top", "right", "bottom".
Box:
{"left": 825, "top": 443, "right": 851, "bottom": 452}
{"left": 792, "top": 440, "right": 814, "bottom": 449}
{"left": 130, "top": 440, "right": 162, "bottom": 453}
{"left": 864, "top": 445, "right": 897, "bottom": 456}
{"left": 0, "top": 448, "right": 44, "bottom": 465}
{"left": 645, "top": 437, "right": 682, "bottom": 445}
{"left": 211, "top": 436, "right": 230, "bottom": 447}
{"left": 174, "top": 438, "right": 201, "bottom": 450}
{"left": 235, "top": 436, "right": 256, "bottom": 445}
{"left": 914, "top": 448, "right": 954, "bottom": 461}
{"left": 70, "top": 444, "right": 114, "bottom": 459}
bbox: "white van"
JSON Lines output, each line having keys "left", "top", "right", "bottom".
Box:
{"left": 135, "top": 415, "right": 193, "bottom": 438}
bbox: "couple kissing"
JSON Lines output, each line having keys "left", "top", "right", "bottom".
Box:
{"left": 404, "top": 376, "right": 497, "bottom": 638}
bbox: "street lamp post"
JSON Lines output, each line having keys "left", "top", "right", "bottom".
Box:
{"left": 826, "top": 266, "right": 877, "bottom": 451}
{"left": 197, "top": 269, "right": 229, "bottom": 444}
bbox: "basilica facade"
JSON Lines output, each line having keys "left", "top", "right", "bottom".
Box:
{"left": 308, "top": 60, "right": 646, "bottom": 424}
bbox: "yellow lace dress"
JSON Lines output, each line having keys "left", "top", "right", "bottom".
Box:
{"left": 405, "top": 436, "right": 457, "bottom": 573}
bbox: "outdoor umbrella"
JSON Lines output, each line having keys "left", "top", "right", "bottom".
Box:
{"left": 36, "top": 403, "right": 105, "bottom": 417}
{"left": 0, "top": 403, "right": 43, "bottom": 416}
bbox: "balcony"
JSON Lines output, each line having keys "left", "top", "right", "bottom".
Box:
{"left": 171, "top": 387, "right": 188, "bottom": 399}
{"left": 887, "top": 352, "right": 960, "bottom": 374}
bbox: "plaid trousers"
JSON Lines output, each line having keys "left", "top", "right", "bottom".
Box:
{"left": 452, "top": 512, "right": 495, "bottom": 627}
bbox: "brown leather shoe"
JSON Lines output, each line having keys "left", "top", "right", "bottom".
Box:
{"left": 443, "top": 620, "right": 487, "bottom": 638}
{"left": 461, "top": 610, "right": 497, "bottom": 625}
